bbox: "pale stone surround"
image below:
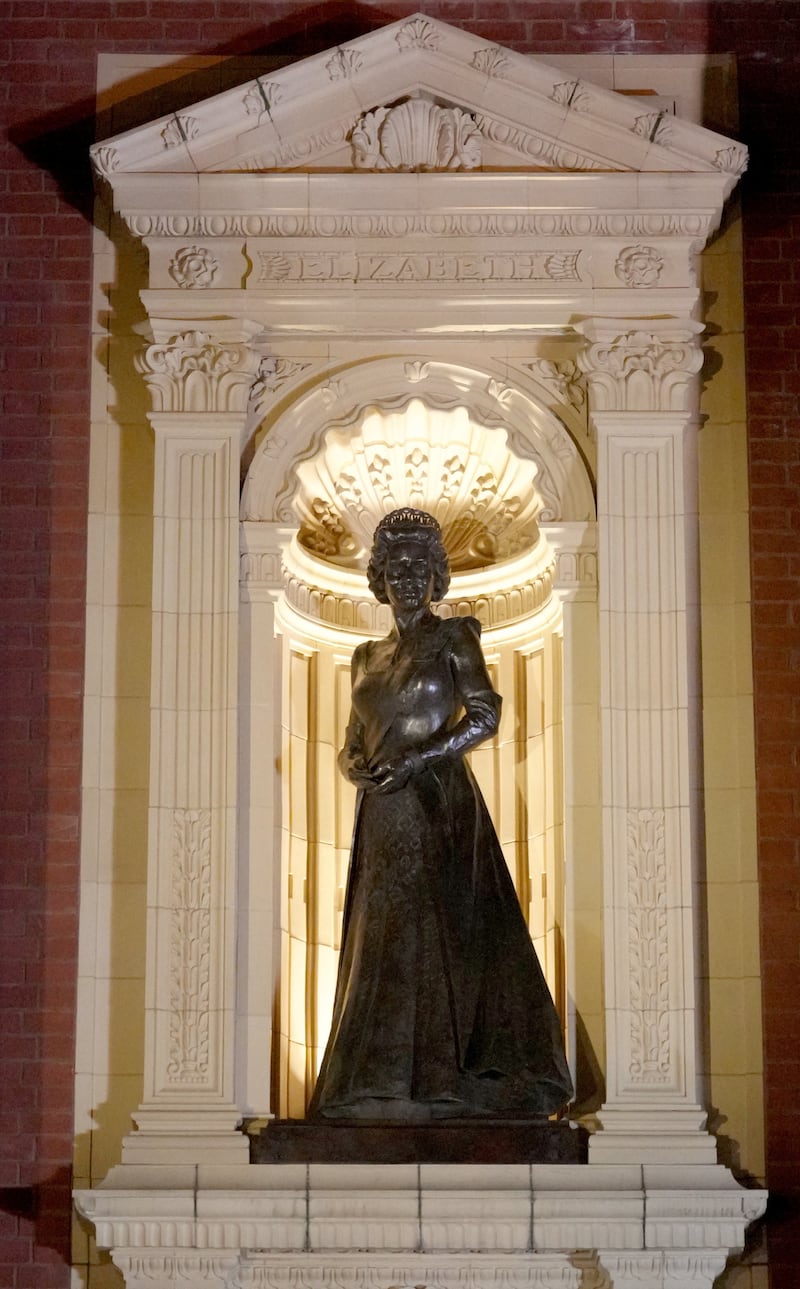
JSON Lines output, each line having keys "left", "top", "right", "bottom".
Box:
{"left": 74, "top": 17, "right": 766, "bottom": 1289}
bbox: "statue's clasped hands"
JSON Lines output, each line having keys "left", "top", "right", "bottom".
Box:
{"left": 348, "top": 749, "right": 426, "bottom": 794}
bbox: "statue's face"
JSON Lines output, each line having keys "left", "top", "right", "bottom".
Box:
{"left": 383, "top": 539, "right": 435, "bottom": 612}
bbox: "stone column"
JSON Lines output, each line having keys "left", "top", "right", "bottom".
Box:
{"left": 541, "top": 522, "right": 601, "bottom": 1102}
{"left": 237, "top": 521, "right": 293, "bottom": 1119}
{"left": 120, "top": 324, "right": 263, "bottom": 1164}
{"left": 576, "top": 318, "right": 716, "bottom": 1164}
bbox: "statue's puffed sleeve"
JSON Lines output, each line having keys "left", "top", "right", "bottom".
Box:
{"left": 418, "top": 617, "right": 500, "bottom": 766}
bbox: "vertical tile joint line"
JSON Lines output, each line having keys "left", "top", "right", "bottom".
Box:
{"left": 305, "top": 1161, "right": 311, "bottom": 1252}
{"left": 416, "top": 1161, "right": 423, "bottom": 1253}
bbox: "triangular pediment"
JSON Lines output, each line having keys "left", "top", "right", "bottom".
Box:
{"left": 91, "top": 13, "right": 746, "bottom": 180}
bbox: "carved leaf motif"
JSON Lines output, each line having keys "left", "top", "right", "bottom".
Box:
{"left": 244, "top": 78, "right": 282, "bottom": 114}
{"left": 168, "top": 810, "right": 212, "bottom": 1083}
{"left": 714, "top": 143, "right": 748, "bottom": 175}
{"left": 161, "top": 115, "right": 200, "bottom": 148}
{"left": 320, "top": 379, "right": 346, "bottom": 408}
{"left": 441, "top": 456, "right": 466, "bottom": 498}
{"left": 550, "top": 80, "right": 591, "bottom": 110}
{"left": 626, "top": 808, "right": 670, "bottom": 1082}
{"left": 544, "top": 252, "right": 581, "bottom": 281}
{"left": 551, "top": 81, "right": 576, "bottom": 106}
{"left": 633, "top": 112, "right": 673, "bottom": 145}
{"left": 91, "top": 144, "right": 120, "bottom": 176}
{"left": 300, "top": 499, "right": 354, "bottom": 558}
{"left": 251, "top": 357, "right": 311, "bottom": 402}
{"left": 326, "top": 48, "right": 363, "bottom": 81}
{"left": 524, "top": 358, "right": 586, "bottom": 410}
{"left": 470, "top": 46, "right": 511, "bottom": 79}
{"left": 486, "top": 378, "right": 514, "bottom": 406}
{"left": 395, "top": 16, "right": 441, "bottom": 50}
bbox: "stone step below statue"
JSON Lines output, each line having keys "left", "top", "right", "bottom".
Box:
{"left": 250, "top": 1118, "right": 588, "bottom": 1165}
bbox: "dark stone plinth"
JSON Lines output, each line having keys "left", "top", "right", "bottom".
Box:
{"left": 249, "top": 1118, "right": 588, "bottom": 1165}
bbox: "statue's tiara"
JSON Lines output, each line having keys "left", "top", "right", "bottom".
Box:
{"left": 376, "top": 507, "right": 441, "bottom": 533}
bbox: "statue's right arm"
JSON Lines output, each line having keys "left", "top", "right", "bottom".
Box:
{"left": 337, "top": 645, "right": 374, "bottom": 787}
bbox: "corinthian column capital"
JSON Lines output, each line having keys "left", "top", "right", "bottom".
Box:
{"left": 575, "top": 317, "right": 704, "bottom": 414}
{"left": 134, "top": 322, "right": 265, "bottom": 415}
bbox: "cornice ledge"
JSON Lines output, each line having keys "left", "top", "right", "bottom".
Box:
{"left": 75, "top": 1162, "right": 766, "bottom": 1263}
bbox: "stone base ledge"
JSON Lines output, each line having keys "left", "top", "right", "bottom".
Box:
{"left": 74, "top": 1161, "right": 766, "bottom": 1289}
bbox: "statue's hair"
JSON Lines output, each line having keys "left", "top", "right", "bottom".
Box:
{"left": 367, "top": 508, "right": 450, "bottom": 605}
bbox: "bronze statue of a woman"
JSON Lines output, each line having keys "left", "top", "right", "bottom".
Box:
{"left": 308, "top": 508, "right": 573, "bottom": 1121}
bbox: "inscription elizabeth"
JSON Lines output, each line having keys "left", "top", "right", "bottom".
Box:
{"left": 257, "top": 250, "right": 581, "bottom": 285}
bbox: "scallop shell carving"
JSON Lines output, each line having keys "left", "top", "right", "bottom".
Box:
{"left": 351, "top": 99, "right": 482, "bottom": 172}
{"left": 292, "top": 400, "right": 540, "bottom": 570}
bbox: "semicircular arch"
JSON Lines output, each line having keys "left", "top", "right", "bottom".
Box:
{"left": 241, "top": 356, "right": 596, "bottom": 527}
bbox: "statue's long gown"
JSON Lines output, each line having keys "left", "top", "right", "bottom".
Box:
{"left": 308, "top": 614, "right": 573, "bottom": 1120}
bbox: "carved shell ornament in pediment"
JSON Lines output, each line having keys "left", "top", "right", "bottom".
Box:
{"left": 351, "top": 99, "right": 482, "bottom": 172}
{"left": 291, "top": 401, "right": 541, "bottom": 571}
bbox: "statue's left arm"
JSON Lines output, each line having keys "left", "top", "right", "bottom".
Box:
{"left": 369, "top": 618, "right": 500, "bottom": 792}
{"left": 417, "top": 616, "right": 500, "bottom": 764}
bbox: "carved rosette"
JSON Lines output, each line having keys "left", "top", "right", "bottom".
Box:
{"left": 135, "top": 330, "right": 263, "bottom": 414}
{"left": 614, "top": 244, "right": 663, "bottom": 288}
{"left": 169, "top": 245, "right": 219, "bottom": 288}
{"left": 576, "top": 322, "right": 704, "bottom": 413}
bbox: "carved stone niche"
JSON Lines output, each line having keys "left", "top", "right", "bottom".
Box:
{"left": 75, "top": 12, "right": 765, "bottom": 1289}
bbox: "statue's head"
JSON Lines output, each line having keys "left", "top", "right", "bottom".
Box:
{"left": 367, "top": 508, "right": 451, "bottom": 605}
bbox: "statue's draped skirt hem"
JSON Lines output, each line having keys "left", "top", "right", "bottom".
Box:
{"left": 308, "top": 759, "right": 573, "bottom": 1120}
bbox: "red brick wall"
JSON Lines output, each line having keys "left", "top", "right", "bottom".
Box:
{"left": 1, "top": 2, "right": 797, "bottom": 1284}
